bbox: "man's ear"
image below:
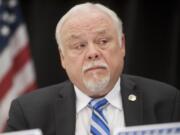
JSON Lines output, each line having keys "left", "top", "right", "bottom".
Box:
{"left": 121, "top": 33, "right": 126, "bottom": 49}
{"left": 59, "top": 50, "right": 66, "bottom": 69}
{"left": 120, "top": 33, "right": 126, "bottom": 57}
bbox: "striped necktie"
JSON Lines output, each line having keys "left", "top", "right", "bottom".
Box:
{"left": 89, "top": 98, "right": 110, "bottom": 135}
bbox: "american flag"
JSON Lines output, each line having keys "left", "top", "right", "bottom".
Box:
{"left": 0, "top": 0, "right": 37, "bottom": 131}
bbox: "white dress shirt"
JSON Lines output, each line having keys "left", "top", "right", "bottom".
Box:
{"left": 74, "top": 78, "right": 125, "bottom": 135}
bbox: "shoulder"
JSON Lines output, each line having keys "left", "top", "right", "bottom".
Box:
{"left": 122, "top": 74, "right": 178, "bottom": 92}
{"left": 8, "top": 80, "right": 74, "bottom": 123}
{"left": 6, "top": 81, "right": 74, "bottom": 131}
{"left": 122, "top": 74, "right": 180, "bottom": 100}
{"left": 14, "top": 80, "right": 73, "bottom": 106}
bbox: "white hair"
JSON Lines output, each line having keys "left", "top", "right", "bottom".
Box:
{"left": 55, "top": 2, "right": 123, "bottom": 52}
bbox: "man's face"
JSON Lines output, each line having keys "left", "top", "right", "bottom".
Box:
{"left": 59, "top": 10, "right": 125, "bottom": 97}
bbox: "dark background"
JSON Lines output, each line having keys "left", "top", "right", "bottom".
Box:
{"left": 19, "top": 0, "right": 180, "bottom": 89}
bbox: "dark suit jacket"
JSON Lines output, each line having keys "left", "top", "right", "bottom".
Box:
{"left": 5, "top": 74, "right": 180, "bottom": 135}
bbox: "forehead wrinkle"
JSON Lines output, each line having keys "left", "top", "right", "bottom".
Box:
{"left": 62, "top": 9, "right": 114, "bottom": 29}
{"left": 94, "top": 29, "right": 108, "bottom": 35}
{"left": 70, "top": 34, "right": 81, "bottom": 39}
{"left": 60, "top": 10, "right": 116, "bottom": 44}
{"left": 62, "top": 33, "right": 83, "bottom": 45}
{"left": 63, "top": 18, "right": 112, "bottom": 36}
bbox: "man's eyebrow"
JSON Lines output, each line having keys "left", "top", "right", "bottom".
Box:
{"left": 69, "top": 34, "right": 82, "bottom": 39}
{"left": 63, "top": 34, "right": 82, "bottom": 44}
{"left": 95, "top": 29, "right": 107, "bottom": 34}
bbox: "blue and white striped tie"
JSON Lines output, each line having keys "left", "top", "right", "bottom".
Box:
{"left": 89, "top": 98, "right": 110, "bottom": 135}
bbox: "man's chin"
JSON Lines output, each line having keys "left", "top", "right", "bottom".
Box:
{"left": 83, "top": 77, "right": 110, "bottom": 93}
{"left": 83, "top": 73, "right": 109, "bottom": 81}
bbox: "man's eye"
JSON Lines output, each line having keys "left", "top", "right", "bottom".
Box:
{"left": 80, "top": 44, "right": 86, "bottom": 48}
{"left": 76, "top": 43, "right": 86, "bottom": 49}
{"left": 99, "top": 39, "right": 108, "bottom": 44}
{"left": 97, "top": 38, "right": 109, "bottom": 47}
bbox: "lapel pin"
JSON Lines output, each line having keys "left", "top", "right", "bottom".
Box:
{"left": 128, "top": 94, "right": 136, "bottom": 101}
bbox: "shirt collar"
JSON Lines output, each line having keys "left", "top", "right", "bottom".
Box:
{"left": 74, "top": 78, "right": 122, "bottom": 113}
{"left": 105, "top": 78, "right": 122, "bottom": 110}
{"left": 74, "top": 85, "right": 92, "bottom": 113}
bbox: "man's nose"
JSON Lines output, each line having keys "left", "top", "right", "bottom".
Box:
{"left": 86, "top": 44, "right": 100, "bottom": 60}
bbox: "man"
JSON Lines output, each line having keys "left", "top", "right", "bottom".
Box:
{"left": 5, "top": 2, "right": 180, "bottom": 135}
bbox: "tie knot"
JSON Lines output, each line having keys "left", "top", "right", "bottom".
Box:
{"left": 89, "top": 98, "right": 109, "bottom": 111}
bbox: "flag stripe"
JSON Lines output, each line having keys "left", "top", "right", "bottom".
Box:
{"left": 0, "top": 25, "right": 28, "bottom": 81}
{"left": 21, "top": 81, "right": 37, "bottom": 94}
{"left": 0, "top": 0, "right": 37, "bottom": 131}
{"left": 0, "top": 45, "right": 30, "bottom": 99}
{"left": 0, "top": 61, "right": 36, "bottom": 130}
{"left": 0, "top": 81, "right": 36, "bottom": 133}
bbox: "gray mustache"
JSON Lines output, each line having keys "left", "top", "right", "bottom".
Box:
{"left": 82, "top": 61, "right": 108, "bottom": 72}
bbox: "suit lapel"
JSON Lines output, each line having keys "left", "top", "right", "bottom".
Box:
{"left": 54, "top": 82, "right": 76, "bottom": 135}
{"left": 121, "top": 75, "right": 143, "bottom": 126}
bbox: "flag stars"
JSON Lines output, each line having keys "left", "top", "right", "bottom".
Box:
{"left": 8, "top": 0, "right": 17, "bottom": 8}
{"left": 0, "top": 25, "right": 10, "bottom": 36}
{"left": 1, "top": 12, "right": 16, "bottom": 23}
